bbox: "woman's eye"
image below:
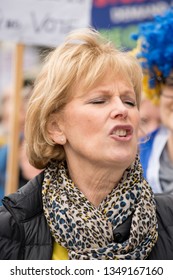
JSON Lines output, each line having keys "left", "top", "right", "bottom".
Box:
{"left": 140, "top": 117, "right": 149, "bottom": 125}
{"left": 124, "top": 100, "right": 136, "bottom": 107}
{"left": 90, "top": 99, "right": 106, "bottom": 104}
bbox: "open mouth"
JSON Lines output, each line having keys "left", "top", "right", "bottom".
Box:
{"left": 110, "top": 126, "right": 133, "bottom": 139}
{"left": 112, "top": 129, "right": 128, "bottom": 137}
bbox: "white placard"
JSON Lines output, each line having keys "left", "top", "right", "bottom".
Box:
{"left": 0, "top": 0, "right": 92, "bottom": 47}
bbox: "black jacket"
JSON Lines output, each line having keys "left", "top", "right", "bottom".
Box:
{"left": 0, "top": 172, "right": 173, "bottom": 260}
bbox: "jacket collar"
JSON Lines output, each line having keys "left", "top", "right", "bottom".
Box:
{"left": 2, "top": 172, "right": 44, "bottom": 222}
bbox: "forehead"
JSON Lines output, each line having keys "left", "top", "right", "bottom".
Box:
{"left": 75, "top": 73, "right": 134, "bottom": 97}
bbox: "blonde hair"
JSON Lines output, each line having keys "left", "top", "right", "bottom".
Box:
{"left": 25, "top": 28, "right": 143, "bottom": 169}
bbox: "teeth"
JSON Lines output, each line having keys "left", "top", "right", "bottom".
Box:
{"left": 113, "top": 129, "right": 127, "bottom": 136}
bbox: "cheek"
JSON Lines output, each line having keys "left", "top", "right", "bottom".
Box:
{"left": 159, "top": 103, "right": 172, "bottom": 129}
{"left": 133, "top": 116, "right": 141, "bottom": 139}
{"left": 133, "top": 111, "right": 140, "bottom": 130}
{"left": 80, "top": 116, "right": 101, "bottom": 136}
{"left": 65, "top": 111, "right": 98, "bottom": 137}
{"left": 160, "top": 101, "right": 169, "bottom": 119}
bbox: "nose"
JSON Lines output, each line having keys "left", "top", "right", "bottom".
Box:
{"left": 110, "top": 98, "right": 128, "bottom": 119}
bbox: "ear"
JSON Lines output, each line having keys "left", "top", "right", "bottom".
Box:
{"left": 47, "top": 114, "right": 66, "bottom": 145}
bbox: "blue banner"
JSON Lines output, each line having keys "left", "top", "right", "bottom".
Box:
{"left": 92, "top": 0, "right": 172, "bottom": 28}
{"left": 91, "top": 0, "right": 172, "bottom": 49}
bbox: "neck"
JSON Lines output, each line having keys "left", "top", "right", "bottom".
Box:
{"left": 66, "top": 158, "right": 125, "bottom": 207}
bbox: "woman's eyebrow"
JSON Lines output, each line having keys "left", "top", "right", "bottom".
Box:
{"left": 78, "top": 89, "right": 110, "bottom": 99}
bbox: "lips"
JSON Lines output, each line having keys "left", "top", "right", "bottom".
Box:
{"left": 109, "top": 125, "right": 133, "bottom": 140}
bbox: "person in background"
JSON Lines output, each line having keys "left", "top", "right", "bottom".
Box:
{"left": 0, "top": 102, "right": 6, "bottom": 147}
{"left": 0, "top": 28, "right": 173, "bottom": 260}
{"left": 129, "top": 43, "right": 161, "bottom": 140}
{"left": 138, "top": 94, "right": 161, "bottom": 139}
{"left": 0, "top": 82, "right": 41, "bottom": 205}
{"left": 0, "top": 80, "right": 33, "bottom": 143}
{"left": 132, "top": 8, "right": 173, "bottom": 193}
{"left": 0, "top": 86, "right": 23, "bottom": 146}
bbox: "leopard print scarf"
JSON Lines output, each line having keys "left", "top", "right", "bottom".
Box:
{"left": 42, "top": 155, "right": 158, "bottom": 260}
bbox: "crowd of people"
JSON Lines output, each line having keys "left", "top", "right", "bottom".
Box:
{"left": 0, "top": 8, "right": 173, "bottom": 260}
{"left": 0, "top": 81, "right": 41, "bottom": 204}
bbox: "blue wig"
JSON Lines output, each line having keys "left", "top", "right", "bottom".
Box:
{"left": 132, "top": 8, "right": 173, "bottom": 102}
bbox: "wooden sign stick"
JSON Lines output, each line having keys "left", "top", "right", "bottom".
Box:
{"left": 5, "top": 43, "right": 24, "bottom": 195}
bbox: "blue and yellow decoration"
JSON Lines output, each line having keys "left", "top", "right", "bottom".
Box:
{"left": 131, "top": 8, "right": 173, "bottom": 104}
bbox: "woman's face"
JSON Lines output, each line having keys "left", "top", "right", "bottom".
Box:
{"left": 160, "top": 84, "right": 173, "bottom": 131}
{"left": 138, "top": 99, "right": 161, "bottom": 138}
{"left": 56, "top": 76, "right": 140, "bottom": 170}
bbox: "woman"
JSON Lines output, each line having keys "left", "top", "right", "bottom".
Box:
{"left": 134, "top": 8, "right": 173, "bottom": 193}
{"left": 0, "top": 28, "right": 173, "bottom": 260}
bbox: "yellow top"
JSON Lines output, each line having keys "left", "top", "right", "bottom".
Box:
{"left": 52, "top": 242, "right": 69, "bottom": 260}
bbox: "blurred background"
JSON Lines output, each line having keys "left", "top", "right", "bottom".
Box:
{"left": 1, "top": 0, "right": 172, "bottom": 93}
{"left": 0, "top": 0, "right": 172, "bottom": 199}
